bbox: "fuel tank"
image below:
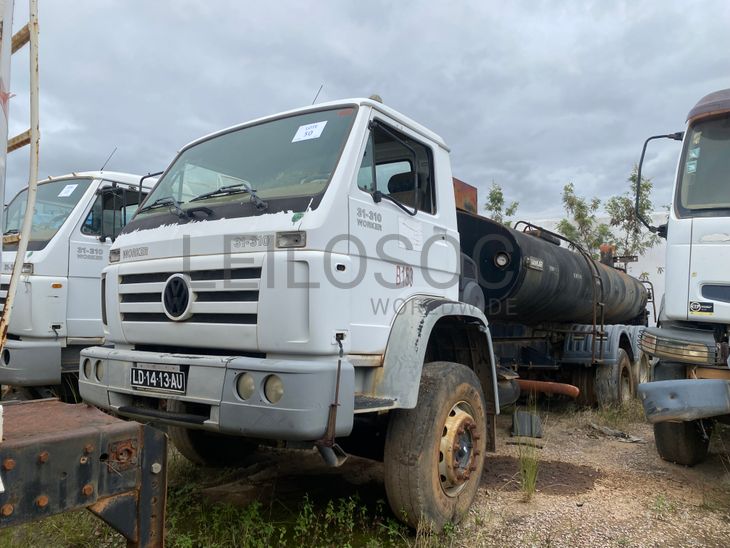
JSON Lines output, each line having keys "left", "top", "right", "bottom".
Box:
{"left": 456, "top": 210, "right": 648, "bottom": 325}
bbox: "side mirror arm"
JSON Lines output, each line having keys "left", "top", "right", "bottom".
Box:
{"left": 635, "top": 132, "right": 684, "bottom": 236}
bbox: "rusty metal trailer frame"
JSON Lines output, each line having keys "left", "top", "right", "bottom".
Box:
{"left": 0, "top": 399, "right": 167, "bottom": 546}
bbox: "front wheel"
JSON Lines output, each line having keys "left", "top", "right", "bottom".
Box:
{"left": 654, "top": 420, "right": 713, "bottom": 466}
{"left": 383, "top": 362, "right": 488, "bottom": 530}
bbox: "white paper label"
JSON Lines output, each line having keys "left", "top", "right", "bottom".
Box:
{"left": 58, "top": 184, "right": 78, "bottom": 197}
{"left": 398, "top": 217, "right": 423, "bottom": 251}
{"left": 292, "top": 121, "right": 327, "bottom": 142}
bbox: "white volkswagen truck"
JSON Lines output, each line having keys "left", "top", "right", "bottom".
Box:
{"left": 80, "top": 98, "right": 646, "bottom": 527}
{"left": 637, "top": 89, "right": 730, "bottom": 465}
{"left": 0, "top": 171, "right": 155, "bottom": 400}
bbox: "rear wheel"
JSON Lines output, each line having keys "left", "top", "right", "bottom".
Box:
{"left": 654, "top": 420, "right": 712, "bottom": 465}
{"left": 167, "top": 400, "right": 258, "bottom": 466}
{"left": 383, "top": 362, "right": 488, "bottom": 530}
{"left": 595, "top": 348, "right": 634, "bottom": 407}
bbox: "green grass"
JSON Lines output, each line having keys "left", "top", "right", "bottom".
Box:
{"left": 587, "top": 398, "right": 645, "bottom": 431}
{"left": 516, "top": 397, "right": 541, "bottom": 502}
{"left": 649, "top": 493, "right": 676, "bottom": 520}
{"left": 0, "top": 449, "right": 461, "bottom": 548}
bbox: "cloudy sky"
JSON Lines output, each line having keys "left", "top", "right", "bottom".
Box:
{"left": 4, "top": 0, "right": 730, "bottom": 217}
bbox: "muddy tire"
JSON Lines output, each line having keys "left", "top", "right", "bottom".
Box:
{"left": 595, "top": 348, "right": 634, "bottom": 407}
{"left": 383, "top": 362, "right": 488, "bottom": 530}
{"left": 654, "top": 420, "right": 712, "bottom": 466}
{"left": 167, "top": 400, "right": 257, "bottom": 466}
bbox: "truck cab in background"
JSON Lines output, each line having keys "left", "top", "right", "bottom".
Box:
{"left": 0, "top": 171, "right": 155, "bottom": 400}
{"left": 638, "top": 89, "right": 730, "bottom": 465}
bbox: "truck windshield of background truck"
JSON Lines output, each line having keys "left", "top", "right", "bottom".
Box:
{"left": 676, "top": 114, "right": 730, "bottom": 217}
{"left": 133, "top": 107, "right": 357, "bottom": 224}
{"left": 3, "top": 178, "right": 92, "bottom": 251}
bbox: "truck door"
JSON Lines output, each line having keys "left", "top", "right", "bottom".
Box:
{"left": 67, "top": 182, "right": 147, "bottom": 338}
{"left": 347, "top": 115, "right": 459, "bottom": 354}
{"left": 679, "top": 118, "right": 730, "bottom": 323}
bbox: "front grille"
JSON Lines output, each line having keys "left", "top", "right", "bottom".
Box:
{"left": 121, "top": 312, "right": 256, "bottom": 324}
{"left": 118, "top": 266, "right": 261, "bottom": 326}
{"left": 120, "top": 268, "right": 261, "bottom": 284}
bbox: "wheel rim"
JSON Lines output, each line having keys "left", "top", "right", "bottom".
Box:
{"left": 620, "top": 367, "right": 632, "bottom": 403}
{"left": 438, "top": 401, "right": 479, "bottom": 497}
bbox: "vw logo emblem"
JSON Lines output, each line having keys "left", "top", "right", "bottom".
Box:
{"left": 163, "top": 274, "right": 192, "bottom": 320}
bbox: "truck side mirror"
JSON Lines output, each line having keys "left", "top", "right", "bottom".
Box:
{"left": 635, "top": 132, "right": 684, "bottom": 238}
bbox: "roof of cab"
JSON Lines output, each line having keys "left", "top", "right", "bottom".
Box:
{"left": 183, "top": 97, "right": 450, "bottom": 152}
{"left": 687, "top": 89, "right": 730, "bottom": 121}
{"left": 42, "top": 171, "right": 158, "bottom": 189}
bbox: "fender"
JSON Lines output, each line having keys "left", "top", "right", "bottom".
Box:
{"left": 373, "top": 296, "right": 499, "bottom": 410}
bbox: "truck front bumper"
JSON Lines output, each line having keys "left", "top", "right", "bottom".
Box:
{"left": 638, "top": 379, "right": 730, "bottom": 423}
{"left": 0, "top": 339, "right": 62, "bottom": 386}
{"left": 78, "top": 346, "right": 355, "bottom": 441}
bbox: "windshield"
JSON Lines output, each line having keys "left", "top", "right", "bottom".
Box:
{"left": 677, "top": 114, "right": 730, "bottom": 216}
{"left": 3, "top": 178, "right": 92, "bottom": 251}
{"left": 136, "top": 107, "right": 357, "bottom": 220}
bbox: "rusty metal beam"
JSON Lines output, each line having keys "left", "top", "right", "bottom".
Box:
{"left": 0, "top": 400, "right": 167, "bottom": 547}
{"left": 7, "top": 128, "right": 29, "bottom": 152}
{"left": 10, "top": 22, "right": 28, "bottom": 54}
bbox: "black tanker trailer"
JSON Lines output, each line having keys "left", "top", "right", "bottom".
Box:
{"left": 456, "top": 209, "right": 649, "bottom": 406}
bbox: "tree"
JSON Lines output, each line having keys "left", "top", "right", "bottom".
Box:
{"left": 556, "top": 182, "right": 613, "bottom": 258}
{"left": 604, "top": 166, "right": 660, "bottom": 270}
{"left": 484, "top": 182, "right": 519, "bottom": 226}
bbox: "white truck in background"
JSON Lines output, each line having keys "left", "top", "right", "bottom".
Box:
{"left": 0, "top": 171, "right": 155, "bottom": 399}
{"left": 637, "top": 89, "right": 730, "bottom": 465}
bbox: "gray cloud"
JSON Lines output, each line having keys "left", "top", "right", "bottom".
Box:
{"left": 3, "top": 0, "right": 729, "bottom": 219}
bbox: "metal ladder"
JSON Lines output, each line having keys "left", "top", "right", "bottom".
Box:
{"left": 0, "top": 0, "right": 40, "bottom": 349}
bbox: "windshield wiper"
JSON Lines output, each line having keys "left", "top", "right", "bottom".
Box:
{"left": 137, "top": 196, "right": 187, "bottom": 218}
{"left": 372, "top": 190, "right": 417, "bottom": 216}
{"left": 190, "top": 183, "right": 268, "bottom": 211}
{"left": 3, "top": 229, "right": 18, "bottom": 235}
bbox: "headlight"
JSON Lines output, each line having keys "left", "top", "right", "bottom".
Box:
{"left": 236, "top": 373, "right": 256, "bottom": 400}
{"left": 21, "top": 263, "right": 33, "bottom": 274}
{"left": 109, "top": 249, "right": 120, "bottom": 263}
{"left": 82, "top": 358, "right": 92, "bottom": 379}
{"left": 276, "top": 231, "right": 306, "bottom": 248}
{"left": 94, "top": 360, "right": 104, "bottom": 382}
{"left": 264, "top": 375, "right": 284, "bottom": 404}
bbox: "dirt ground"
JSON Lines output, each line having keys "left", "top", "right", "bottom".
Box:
{"left": 200, "top": 403, "right": 730, "bottom": 547}
{"left": 466, "top": 407, "right": 730, "bottom": 547}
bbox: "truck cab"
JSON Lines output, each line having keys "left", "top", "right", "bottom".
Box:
{"left": 80, "top": 99, "right": 503, "bottom": 528}
{"left": 638, "top": 89, "right": 730, "bottom": 465}
{"left": 0, "top": 171, "right": 155, "bottom": 399}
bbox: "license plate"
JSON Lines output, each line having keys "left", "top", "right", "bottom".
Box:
{"left": 131, "top": 363, "right": 187, "bottom": 393}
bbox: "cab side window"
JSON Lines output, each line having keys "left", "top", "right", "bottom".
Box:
{"left": 357, "top": 121, "right": 436, "bottom": 214}
{"left": 82, "top": 186, "right": 147, "bottom": 240}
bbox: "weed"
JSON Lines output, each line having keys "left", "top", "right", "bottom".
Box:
{"left": 649, "top": 493, "right": 676, "bottom": 520}
{"left": 591, "top": 399, "right": 645, "bottom": 430}
{"left": 516, "top": 397, "right": 541, "bottom": 501}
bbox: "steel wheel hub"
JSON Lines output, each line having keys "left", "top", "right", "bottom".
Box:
{"left": 438, "top": 402, "right": 479, "bottom": 496}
